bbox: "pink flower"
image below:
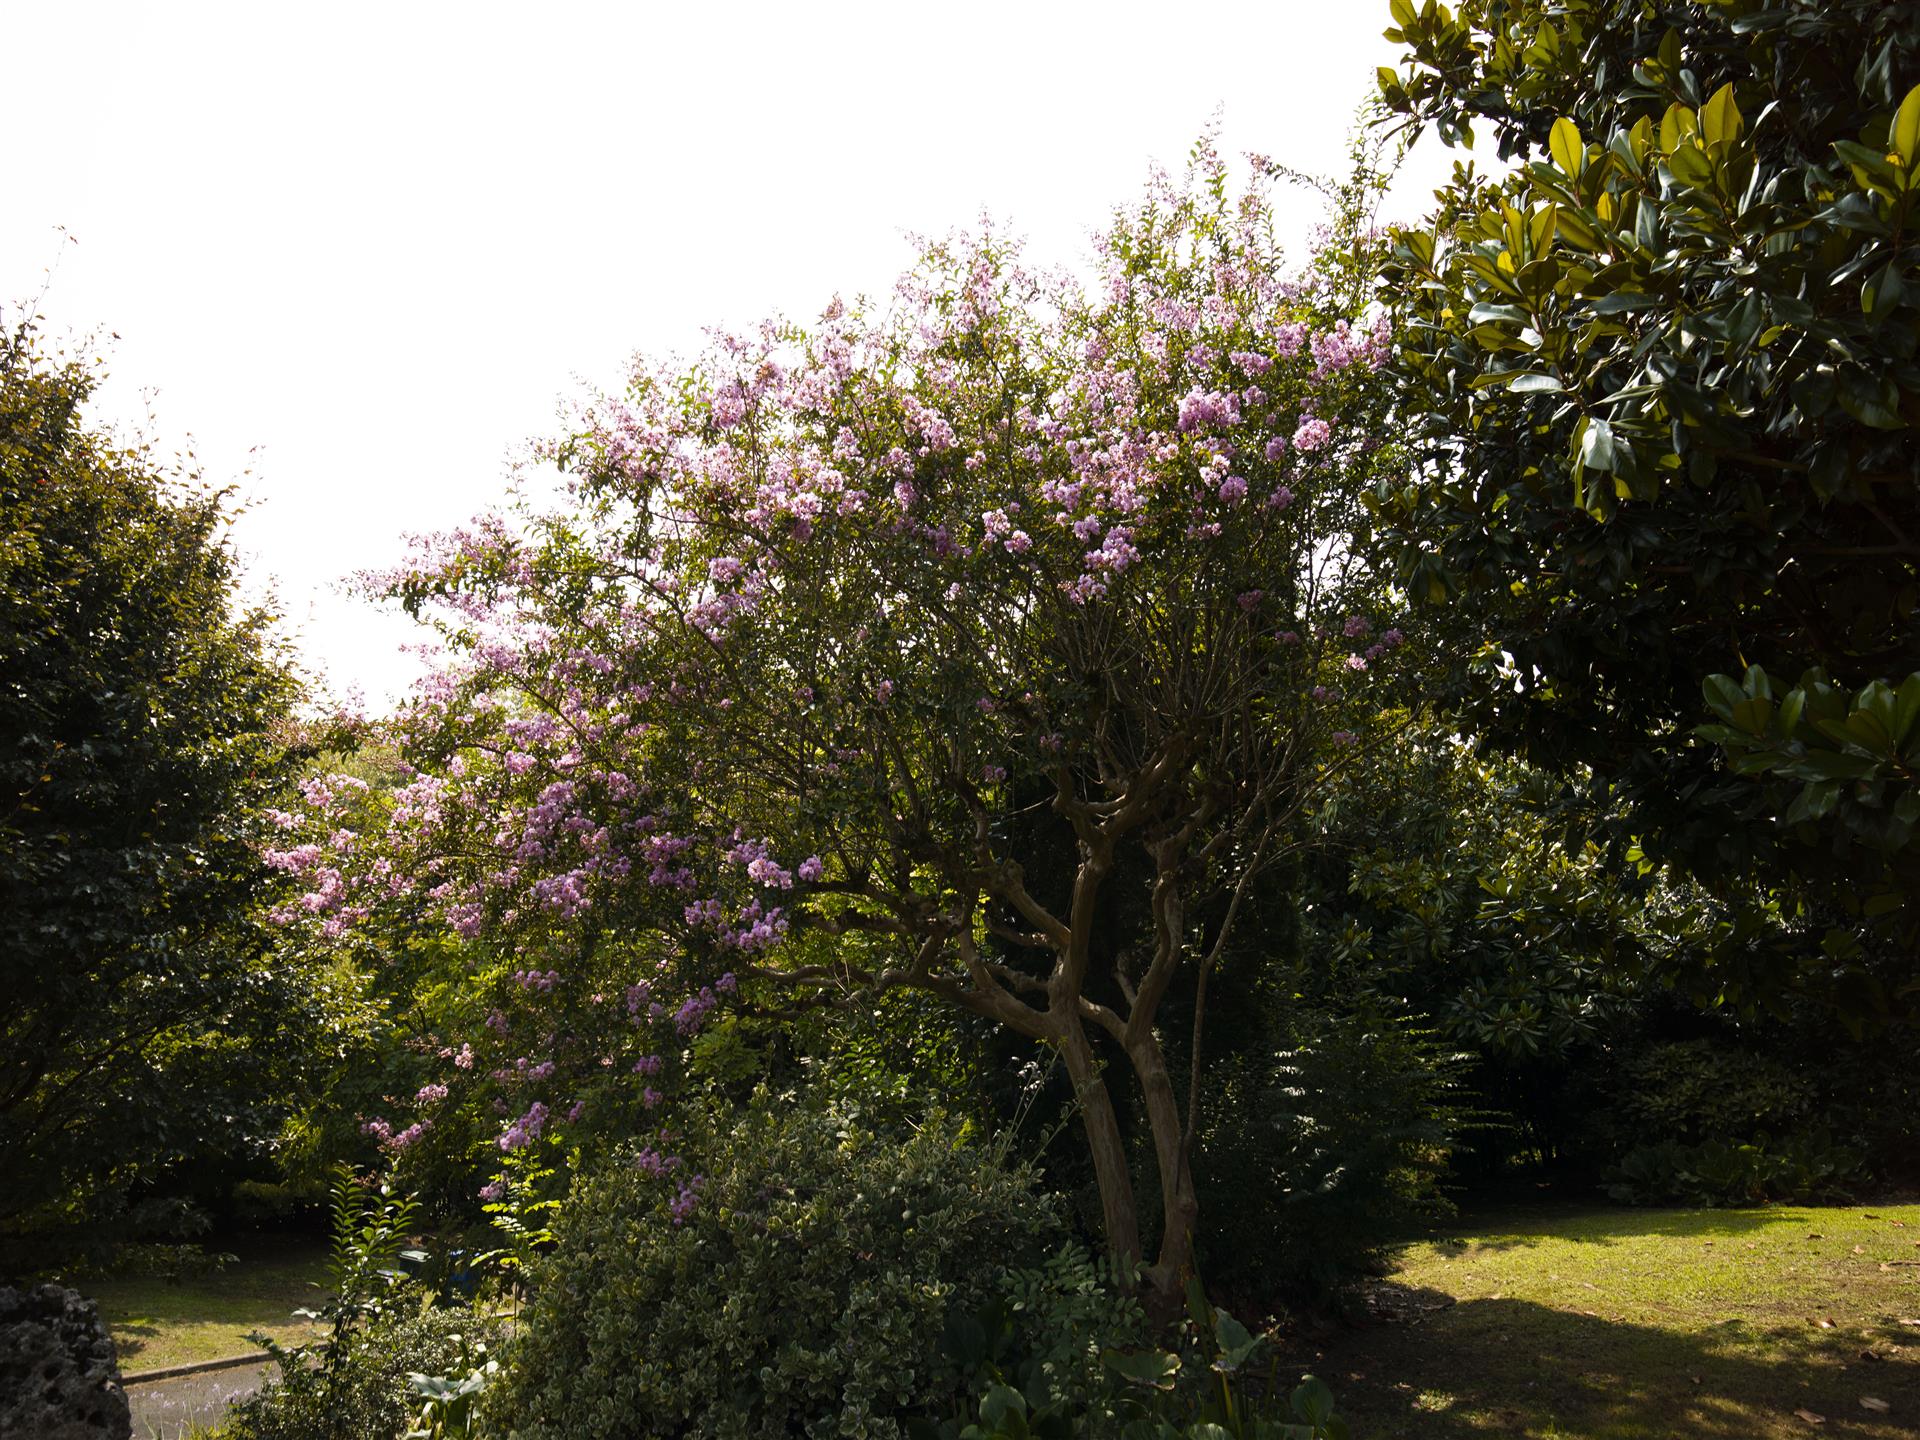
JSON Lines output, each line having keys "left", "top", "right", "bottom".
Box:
{"left": 1293, "top": 417, "right": 1332, "bottom": 453}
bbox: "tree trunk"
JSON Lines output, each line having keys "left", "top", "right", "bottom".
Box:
{"left": 1130, "top": 1031, "right": 1199, "bottom": 1302}
{"left": 1057, "top": 1018, "right": 1142, "bottom": 1270}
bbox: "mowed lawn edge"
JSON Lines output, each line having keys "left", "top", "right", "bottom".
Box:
{"left": 78, "top": 1234, "right": 331, "bottom": 1375}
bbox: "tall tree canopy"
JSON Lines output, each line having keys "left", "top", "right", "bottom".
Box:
{"left": 270, "top": 152, "right": 1419, "bottom": 1298}
{"left": 1373, "top": 0, "right": 1920, "bottom": 1011}
{"left": 0, "top": 319, "right": 316, "bottom": 1264}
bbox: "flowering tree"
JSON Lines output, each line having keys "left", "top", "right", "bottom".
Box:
{"left": 274, "top": 150, "right": 1416, "bottom": 1299}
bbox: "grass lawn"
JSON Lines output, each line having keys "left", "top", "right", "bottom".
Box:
{"left": 83, "top": 1233, "right": 331, "bottom": 1375}
{"left": 1289, "top": 1202, "right": 1920, "bottom": 1439}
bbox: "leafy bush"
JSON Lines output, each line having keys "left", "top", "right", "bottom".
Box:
{"left": 1605, "top": 1131, "right": 1864, "bottom": 1208}
{"left": 484, "top": 1095, "right": 1073, "bottom": 1439}
{"left": 926, "top": 1277, "right": 1349, "bottom": 1440}
{"left": 212, "top": 1305, "right": 498, "bottom": 1440}
{"left": 1606, "top": 1038, "right": 1813, "bottom": 1149}
{"left": 1194, "top": 1011, "right": 1464, "bottom": 1299}
{"left": 920, "top": 1242, "right": 1148, "bottom": 1432}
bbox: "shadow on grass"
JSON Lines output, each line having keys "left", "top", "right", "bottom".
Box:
{"left": 110, "top": 1319, "right": 159, "bottom": 1364}
{"left": 1305, "top": 1296, "right": 1919, "bottom": 1440}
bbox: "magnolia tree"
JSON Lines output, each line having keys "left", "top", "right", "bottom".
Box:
{"left": 273, "top": 151, "right": 1416, "bottom": 1298}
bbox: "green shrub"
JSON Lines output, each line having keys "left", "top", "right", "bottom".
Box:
{"left": 212, "top": 1304, "right": 499, "bottom": 1440}
{"left": 484, "top": 1095, "right": 1071, "bottom": 1439}
{"left": 1605, "top": 1131, "right": 1864, "bottom": 1208}
{"left": 924, "top": 1277, "right": 1348, "bottom": 1440}
{"left": 1194, "top": 1011, "right": 1464, "bottom": 1300}
{"left": 1608, "top": 1039, "right": 1814, "bottom": 1150}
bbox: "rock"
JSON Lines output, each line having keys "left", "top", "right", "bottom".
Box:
{"left": 0, "top": 1284, "right": 132, "bottom": 1440}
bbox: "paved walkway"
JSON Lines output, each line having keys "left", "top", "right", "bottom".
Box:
{"left": 126, "top": 1360, "right": 270, "bottom": 1439}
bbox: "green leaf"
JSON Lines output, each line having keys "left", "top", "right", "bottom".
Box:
{"left": 1862, "top": 262, "right": 1906, "bottom": 320}
{"left": 1292, "top": 1376, "right": 1337, "bottom": 1426}
{"left": 1103, "top": 1350, "right": 1179, "bottom": 1392}
{"left": 1894, "top": 83, "right": 1920, "bottom": 171}
{"left": 1834, "top": 140, "right": 1898, "bottom": 180}
{"left": 1703, "top": 673, "right": 1745, "bottom": 722}
{"left": 1579, "top": 417, "right": 1617, "bottom": 472}
{"left": 1837, "top": 374, "right": 1904, "bottom": 430}
{"left": 1893, "top": 673, "right": 1920, "bottom": 748}
{"left": 1783, "top": 781, "right": 1841, "bottom": 826}
{"left": 1783, "top": 748, "right": 1879, "bottom": 783}
{"left": 1841, "top": 708, "right": 1896, "bottom": 758}
{"left": 1668, "top": 143, "right": 1714, "bottom": 187}
{"left": 1549, "top": 117, "right": 1585, "bottom": 177}
{"left": 1590, "top": 292, "right": 1659, "bottom": 315}
{"left": 1212, "top": 1307, "right": 1264, "bottom": 1373}
{"left": 1701, "top": 83, "right": 1743, "bottom": 152}
{"left": 1507, "top": 373, "right": 1565, "bottom": 393}
{"left": 1659, "top": 102, "right": 1697, "bottom": 154}
{"left": 979, "top": 1383, "right": 1028, "bottom": 1430}
{"left": 1778, "top": 688, "right": 1806, "bottom": 739}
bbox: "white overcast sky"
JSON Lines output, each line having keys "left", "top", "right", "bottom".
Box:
{"left": 5, "top": 1, "right": 1458, "bottom": 709}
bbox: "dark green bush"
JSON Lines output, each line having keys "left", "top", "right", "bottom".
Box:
{"left": 1607, "top": 1039, "right": 1814, "bottom": 1150}
{"left": 212, "top": 1304, "right": 498, "bottom": 1440}
{"left": 1605, "top": 1131, "right": 1864, "bottom": 1208}
{"left": 1194, "top": 1011, "right": 1464, "bottom": 1300}
{"left": 484, "top": 1095, "right": 1072, "bottom": 1439}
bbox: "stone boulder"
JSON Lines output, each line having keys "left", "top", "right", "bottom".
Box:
{"left": 0, "top": 1285, "right": 131, "bottom": 1440}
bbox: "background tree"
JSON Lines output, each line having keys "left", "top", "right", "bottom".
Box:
{"left": 0, "top": 316, "right": 326, "bottom": 1268}
{"left": 1371, "top": 0, "right": 1920, "bottom": 1012}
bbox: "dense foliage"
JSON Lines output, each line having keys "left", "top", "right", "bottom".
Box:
{"left": 18, "top": 7, "right": 1920, "bottom": 1435}
{"left": 1374, "top": 0, "right": 1920, "bottom": 1010}
{"left": 216, "top": 1305, "right": 499, "bottom": 1440}
{"left": 0, "top": 318, "right": 331, "bottom": 1268}
{"left": 484, "top": 1100, "right": 1072, "bottom": 1440}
